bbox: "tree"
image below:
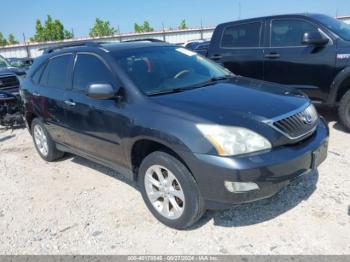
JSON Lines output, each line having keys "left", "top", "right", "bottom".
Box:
{"left": 0, "top": 32, "right": 8, "bottom": 46}
{"left": 7, "top": 34, "right": 18, "bottom": 45}
{"left": 31, "top": 15, "right": 73, "bottom": 42}
{"left": 179, "top": 20, "right": 188, "bottom": 30}
{"left": 64, "top": 29, "right": 73, "bottom": 39}
{"left": 89, "top": 18, "right": 117, "bottom": 37}
{"left": 134, "top": 21, "right": 154, "bottom": 33}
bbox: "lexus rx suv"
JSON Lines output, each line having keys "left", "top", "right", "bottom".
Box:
{"left": 21, "top": 42, "right": 329, "bottom": 229}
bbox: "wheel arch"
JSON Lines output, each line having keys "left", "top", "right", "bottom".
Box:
{"left": 24, "top": 111, "right": 39, "bottom": 133}
{"left": 129, "top": 137, "right": 193, "bottom": 181}
{"left": 328, "top": 66, "right": 350, "bottom": 104}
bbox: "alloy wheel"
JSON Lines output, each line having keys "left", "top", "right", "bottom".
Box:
{"left": 144, "top": 165, "right": 185, "bottom": 220}
{"left": 33, "top": 125, "right": 48, "bottom": 157}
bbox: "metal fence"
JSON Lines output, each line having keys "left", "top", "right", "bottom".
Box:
{"left": 0, "top": 27, "right": 214, "bottom": 59}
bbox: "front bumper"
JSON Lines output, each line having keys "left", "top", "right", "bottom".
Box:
{"left": 183, "top": 118, "right": 329, "bottom": 209}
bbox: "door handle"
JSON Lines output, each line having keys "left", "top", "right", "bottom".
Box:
{"left": 33, "top": 92, "right": 41, "bottom": 97}
{"left": 210, "top": 55, "right": 223, "bottom": 60}
{"left": 264, "top": 53, "right": 280, "bottom": 59}
{"left": 64, "top": 100, "right": 76, "bottom": 106}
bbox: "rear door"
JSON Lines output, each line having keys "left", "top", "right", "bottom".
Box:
{"left": 208, "top": 20, "right": 265, "bottom": 80}
{"left": 63, "top": 52, "right": 128, "bottom": 167}
{"left": 33, "top": 53, "right": 74, "bottom": 144}
{"left": 263, "top": 18, "right": 336, "bottom": 102}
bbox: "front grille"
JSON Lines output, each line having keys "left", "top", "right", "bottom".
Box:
{"left": 272, "top": 105, "right": 318, "bottom": 139}
{"left": 0, "top": 75, "right": 19, "bottom": 92}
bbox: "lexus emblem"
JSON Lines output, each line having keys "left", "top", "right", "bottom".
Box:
{"left": 302, "top": 111, "right": 313, "bottom": 125}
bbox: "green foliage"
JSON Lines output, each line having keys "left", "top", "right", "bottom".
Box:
{"left": 134, "top": 21, "right": 154, "bottom": 33}
{"left": 179, "top": 20, "right": 188, "bottom": 30}
{"left": 0, "top": 32, "right": 8, "bottom": 46}
{"left": 7, "top": 34, "right": 18, "bottom": 45}
{"left": 30, "top": 15, "right": 73, "bottom": 42}
{"left": 64, "top": 30, "right": 73, "bottom": 39}
{"left": 89, "top": 18, "right": 117, "bottom": 37}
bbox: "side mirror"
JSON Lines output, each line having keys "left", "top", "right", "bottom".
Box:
{"left": 87, "top": 83, "right": 119, "bottom": 100}
{"left": 302, "top": 32, "right": 329, "bottom": 46}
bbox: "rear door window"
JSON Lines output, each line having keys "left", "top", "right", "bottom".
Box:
{"left": 39, "top": 54, "right": 72, "bottom": 89}
{"left": 73, "top": 54, "right": 115, "bottom": 91}
{"left": 271, "top": 19, "right": 320, "bottom": 47}
{"left": 221, "top": 22, "right": 262, "bottom": 48}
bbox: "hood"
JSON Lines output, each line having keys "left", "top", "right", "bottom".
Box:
{"left": 150, "top": 77, "right": 309, "bottom": 125}
{"left": 0, "top": 90, "right": 17, "bottom": 99}
{"left": 0, "top": 67, "right": 26, "bottom": 77}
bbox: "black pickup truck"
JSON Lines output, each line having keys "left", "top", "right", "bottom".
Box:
{"left": 204, "top": 13, "right": 350, "bottom": 130}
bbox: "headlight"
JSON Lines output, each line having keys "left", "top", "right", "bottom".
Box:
{"left": 196, "top": 124, "right": 271, "bottom": 156}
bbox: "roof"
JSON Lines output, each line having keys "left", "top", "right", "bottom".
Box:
{"left": 101, "top": 41, "right": 171, "bottom": 52}
{"left": 43, "top": 41, "right": 171, "bottom": 56}
{"left": 217, "top": 13, "right": 333, "bottom": 26}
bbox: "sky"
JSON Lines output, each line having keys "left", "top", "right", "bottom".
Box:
{"left": 1, "top": 0, "right": 350, "bottom": 41}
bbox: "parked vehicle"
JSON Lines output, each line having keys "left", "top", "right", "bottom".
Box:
{"left": 0, "top": 57, "right": 23, "bottom": 127}
{"left": 21, "top": 42, "right": 328, "bottom": 229}
{"left": 193, "top": 41, "right": 210, "bottom": 56}
{"left": 7, "top": 57, "right": 34, "bottom": 71}
{"left": 183, "top": 39, "right": 210, "bottom": 50}
{"left": 0, "top": 90, "right": 23, "bottom": 127}
{"left": 0, "top": 55, "right": 26, "bottom": 78}
{"left": 206, "top": 14, "right": 350, "bottom": 130}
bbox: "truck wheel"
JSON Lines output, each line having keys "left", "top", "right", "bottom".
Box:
{"left": 138, "top": 151, "right": 205, "bottom": 229}
{"left": 338, "top": 89, "right": 350, "bottom": 131}
{"left": 31, "top": 118, "right": 64, "bottom": 161}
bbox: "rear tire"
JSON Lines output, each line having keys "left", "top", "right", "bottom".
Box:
{"left": 338, "top": 89, "right": 350, "bottom": 131}
{"left": 31, "top": 118, "right": 64, "bottom": 162}
{"left": 138, "top": 151, "right": 205, "bottom": 229}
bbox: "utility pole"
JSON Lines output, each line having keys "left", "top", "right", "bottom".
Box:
{"left": 200, "top": 19, "right": 204, "bottom": 40}
{"left": 162, "top": 22, "right": 166, "bottom": 42}
{"left": 22, "top": 33, "right": 30, "bottom": 58}
{"left": 118, "top": 25, "right": 122, "bottom": 42}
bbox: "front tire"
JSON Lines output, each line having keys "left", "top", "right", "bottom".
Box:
{"left": 31, "top": 118, "right": 64, "bottom": 162}
{"left": 138, "top": 151, "right": 205, "bottom": 229}
{"left": 338, "top": 89, "right": 350, "bottom": 131}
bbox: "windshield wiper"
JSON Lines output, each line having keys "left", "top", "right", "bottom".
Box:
{"left": 148, "top": 75, "right": 235, "bottom": 96}
{"left": 148, "top": 87, "right": 193, "bottom": 96}
{"left": 189, "top": 74, "right": 234, "bottom": 88}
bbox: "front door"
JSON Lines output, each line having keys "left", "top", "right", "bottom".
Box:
{"left": 64, "top": 53, "right": 129, "bottom": 168}
{"left": 263, "top": 18, "right": 336, "bottom": 102}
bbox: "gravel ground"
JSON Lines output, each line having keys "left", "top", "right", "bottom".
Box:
{"left": 0, "top": 107, "right": 349, "bottom": 255}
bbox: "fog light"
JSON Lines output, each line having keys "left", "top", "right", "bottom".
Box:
{"left": 224, "top": 181, "right": 259, "bottom": 193}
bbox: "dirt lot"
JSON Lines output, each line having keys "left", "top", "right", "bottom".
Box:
{"left": 0, "top": 107, "right": 349, "bottom": 255}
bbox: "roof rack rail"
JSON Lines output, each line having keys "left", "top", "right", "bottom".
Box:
{"left": 123, "top": 38, "right": 165, "bottom": 43}
{"left": 43, "top": 41, "right": 101, "bottom": 54}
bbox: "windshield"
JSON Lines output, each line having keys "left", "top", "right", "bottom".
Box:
{"left": 312, "top": 14, "right": 350, "bottom": 41}
{"left": 112, "top": 46, "right": 232, "bottom": 95}
{"left": 0, "top": 56, "right": 10, "bottom": 68}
